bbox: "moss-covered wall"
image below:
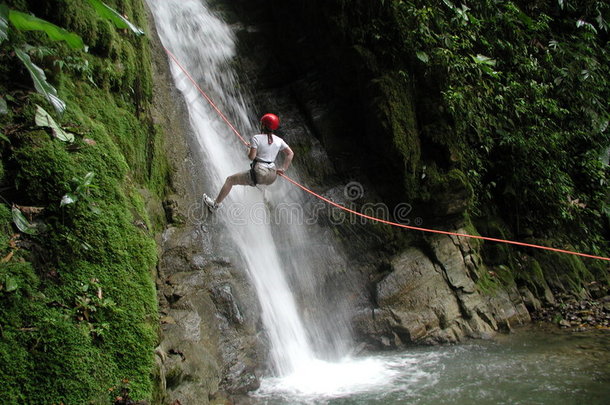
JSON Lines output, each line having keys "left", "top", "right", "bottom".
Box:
{"left": 0, "top": 0, "right": 169, "bottom": 403}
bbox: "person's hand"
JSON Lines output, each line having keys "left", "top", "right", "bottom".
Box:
{"left": 276, "top": 169, "right": 285, "bottom": 176}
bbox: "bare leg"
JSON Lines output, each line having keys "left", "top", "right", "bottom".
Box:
{"left": 215, "top": 173, "right": 250, "bottom": 204}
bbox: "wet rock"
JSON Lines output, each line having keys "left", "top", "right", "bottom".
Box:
{"left": 519, "top": 286, "right": 542, "bottom": 312}
{"left": 355, "top": 229, "right": 538, "bottom": 347}
{"left": 156, "top": 222, "right": 264, "bottom": 403}
{"left": 428, "top": 169, "right": 473, "bottom": 218}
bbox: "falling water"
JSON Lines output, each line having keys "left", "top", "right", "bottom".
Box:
{"left": 145, "top": 0, "right": 319, "bottom": 376}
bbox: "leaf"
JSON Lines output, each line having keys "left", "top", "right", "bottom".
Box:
{"left": 86, "top": 0, "right": 144, "bottom": 35}
{"left": 8, "top": 10, "right": 84, "bottom": 49}
{"left": 0, "top": 96, "right": 7, "bottom": 114}
{"left": 576, "top": 19, "right": 597, "bottom": 33}
{"left": 0, "top": 4, "right": 8, "bottom": 44}
{"left": 15, "top": 49, "right": 66, "bottom": 113}
{"left": 11, "top": 207, "right": 38, "bottom": 235}
{"left": 416, "top": 51, "right": 429, "bottom": 63}
{"left": 442, "top": 0, "right": 456, "bottom": 10}
{"left": 35, "top": 105, "right": 75, "bottom": 142}
{"left": 60, "top": 193, "right": 77, "bottom": 207}
{"left": 471, "top": 54, "right": 497, "bottom": 66}
{"left": 82, "top": 171, "right": 95, "bottom": 187}
{"left": 0, "top": 132, "right": 8, "bottom": 143}
{"left": 5, "top": 276, "right": 18, "bottom": 292}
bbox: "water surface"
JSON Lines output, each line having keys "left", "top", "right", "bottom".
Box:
{"left": 250, "top": 326, "right": 610, "bottom": 405}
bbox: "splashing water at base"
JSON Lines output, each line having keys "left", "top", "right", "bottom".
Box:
{"left": 249, "top": 328, "right": 610, "bottom": 405}
{"left": 257, "top": 357, "right": 403, "bottom": 397}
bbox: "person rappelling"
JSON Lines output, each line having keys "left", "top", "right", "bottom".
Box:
{"left": 203, "top": 113, "right": 294, "bottom": 212}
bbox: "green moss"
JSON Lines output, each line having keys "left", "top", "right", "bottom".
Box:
{"left": 535, "top": 250, "right": 594, "bottom": 294}
{"left": 475, "top": 269, "right": 499, "bottom": 293}
{"left": 0, "top": 0, "right": 170, "bottom": 403}
{"left": 374, "top": 73, "right": 421, "bottom": 194}
{"left": 13, "top": 132, "right": 78, "bottom": 203}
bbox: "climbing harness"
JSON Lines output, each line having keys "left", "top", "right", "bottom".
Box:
{"left": 163, "top": 46, "right": 610, "bottom": 262}
{"left": 249, "top": 159, "right": 272, "bottom": 185}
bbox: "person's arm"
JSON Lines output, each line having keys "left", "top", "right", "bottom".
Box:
{"left": 248, "top": 147, "right": 257, "bottom": 160}
{"left": 276, "top": 146, "right": 294, "bottom": 175}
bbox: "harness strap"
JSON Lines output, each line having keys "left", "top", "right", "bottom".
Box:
{"left": 250, "top": 159, "right": 275, "bottom": 185}
{"left": 249, "top": 161, "right": 258, "bottom": 185}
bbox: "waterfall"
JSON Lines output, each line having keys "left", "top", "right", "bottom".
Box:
{"left": 145, "top": 2, "right": 400, "bottom": 397}
{"left": 145, "top": 0, "right": 346, "bottom": 376}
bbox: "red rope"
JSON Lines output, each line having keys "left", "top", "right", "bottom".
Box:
{"left": 279, "top": 173, "right": 610, "bottom": 261}
{"left": 164, "top": 47, "right": 250, "bottom": 147}
{"left": 164, "top": 47, "right": 610, "bottom": 262}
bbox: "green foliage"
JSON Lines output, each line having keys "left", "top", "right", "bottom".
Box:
{"left": 10, "top": 207, "right": 38, "bottom": 235}
{"left": 8, "top": 9, "right": 84, "bottom": 49}
{"left": 60, "top": 171, "right": 96, "bottom": 207}
{"left": 34, "top": 104, "right": 75, "bottom": 142}
{"left": 0, "top": 4, "right": 8, "bottom": 43}
{"left": 14, "top": 48, "right": 66, "bottom": 113}
{"left": 373, "top": 0, "right": 610, "bottom": 250}
{"left": 0, "top": 0, "right": 169, "bottom": 403}
{"left": 86, "top": 0, "right": 144, "bottom": 35}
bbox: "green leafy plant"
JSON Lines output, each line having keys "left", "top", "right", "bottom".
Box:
{"left": 86, "top": 0, "right": 144, "bottom": 35}
{"left": 14, "top": 48, "right": 67, "bottom": 113}
{"left": 74, "top": 278, "right": 116, "bottom": 337}
{"left": 35, "top": 105, "right": 75, "bottom": 142}
{"left": 0, "top": 4, "right": 8, "bottom": 42}
{"left": 61, "top": 171, "right": 96, "bottom": 207}
{"left": 11, "top": 206, "right": 39, "bottom": 235}
{"left": 1, "top": 1, "right": 143, "bottom": 115}
{"left": 1, "top": 5, "right": 87, "bottom": 113}
{"left": 7, "top": 9, "right": 85, "bottom": 49}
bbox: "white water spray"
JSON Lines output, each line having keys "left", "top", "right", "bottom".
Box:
{"left": 146, "top": 0, "right": 396, "bottom": 394}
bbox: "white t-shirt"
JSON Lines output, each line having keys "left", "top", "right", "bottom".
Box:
{"left": 250, "top": 134, "right": 288, "bottom": 164}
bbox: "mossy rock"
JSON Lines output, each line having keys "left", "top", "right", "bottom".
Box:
{"left": 533, "top": 250, "right": 594, "bottom": 297}
{"left": 475, "top": 216, "right": 512, "bottom": 265}
{"left": 13, "top": 132, "right": 78, "bottom": 204}
{"left": 426, "top": 168, "right": 473, "bottom": 218}
{"left": 0, "top": 0, "right": 167, "bottom": 402}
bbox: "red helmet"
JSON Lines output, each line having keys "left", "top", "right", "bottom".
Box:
{"left": 260, "top": 113, "right": 280, "bottom": 131}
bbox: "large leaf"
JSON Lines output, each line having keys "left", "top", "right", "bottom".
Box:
{"left": 35, "top": 105, "right": 75, "bottom": 142}
{"left": 8, "top": 10, "right": 84, "bottom": 49}
{"left": 81, "top": 171, "right": 95, "bottom": 188}
{"left": 87, "top": 0, "right": 144, "bottom": 35}
{"left": 11, "top": 207, "right": 38, "bottom": 235}
{"left": 471, "top": 54, "right": 497, "bottom": 66}
{"left": 0, "top": 4, "right": 8, "bottom": 44}
{"left": 15, "top": 49, "right": 66, "bottom": 113}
